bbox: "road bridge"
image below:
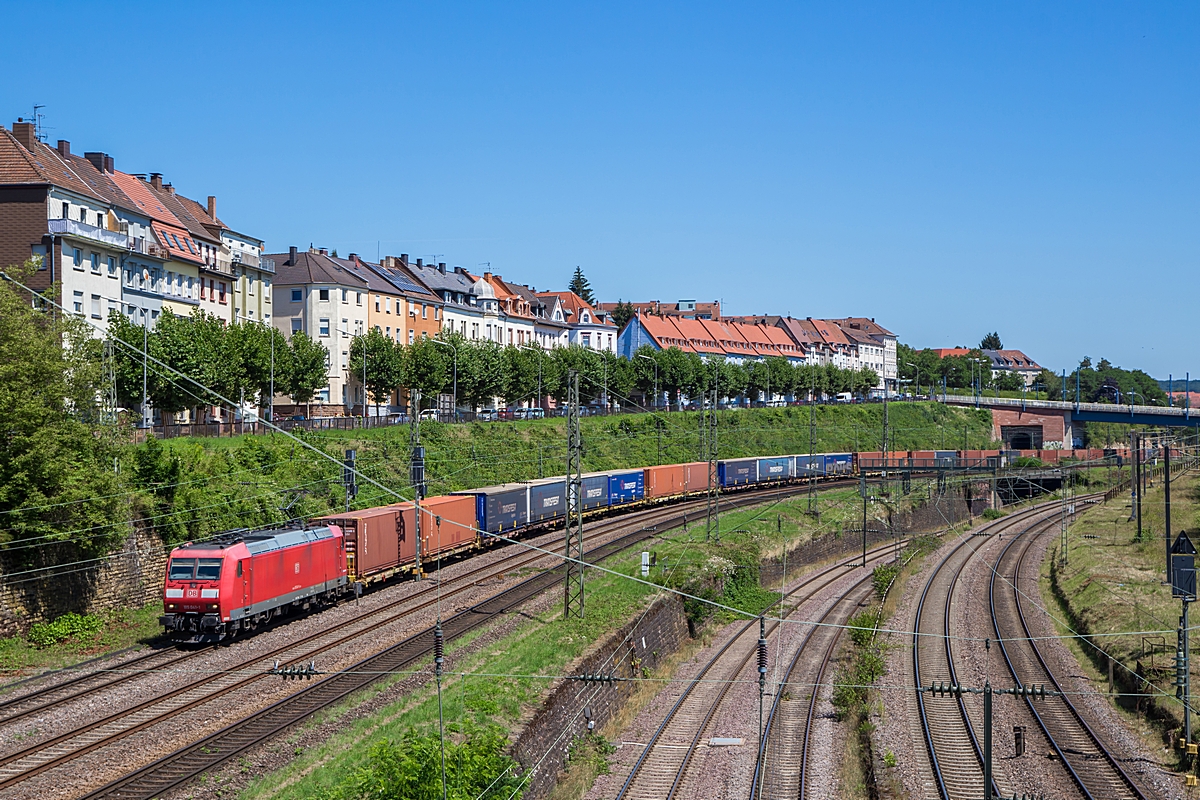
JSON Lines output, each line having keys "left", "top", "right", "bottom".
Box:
{"left": 942, "top": 395, "right": 1200, "bottom": 449}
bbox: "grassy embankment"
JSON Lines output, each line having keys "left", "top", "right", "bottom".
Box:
{"left": 1044, "top": 466, "right": 1200, "bottom": 770}
{"left": 235, "top": 481, "right": 942, "bottom": 800}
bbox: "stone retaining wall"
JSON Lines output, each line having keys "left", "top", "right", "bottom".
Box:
{"left": 509, "top": 596, "right": 690, "bottom": 800}
{"left": 0, "top": 521, "right": 166, "bottom": 637}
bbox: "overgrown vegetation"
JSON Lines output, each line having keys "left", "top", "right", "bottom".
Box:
{"left": 315, "top": 723, "right": 523, "bottom": 800}
{"left": 26, "top": 612, "right": 104, "bottom": 648}
{"left": 0, "top": 605, "right": 163, "bottom": 677}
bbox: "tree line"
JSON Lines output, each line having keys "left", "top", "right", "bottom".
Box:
{"left": 107, "top": 308, "right": 880, "bottom": 419}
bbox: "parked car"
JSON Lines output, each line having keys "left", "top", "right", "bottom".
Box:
{"left": 477, "top": 409, "right": 498, "bottom": 422}
{"left": 420, "top": 409, "right": 440, "bottom": 421}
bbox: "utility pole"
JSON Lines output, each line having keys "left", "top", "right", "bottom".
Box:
{"left": 565, "top": 371, "right": 584, "bottom": 619}
{"left": 142, "top": 314, "right": 150, "bottom": 429}
{"left": 706, "top": 383, "right": 719, "bottom": 542}
{"left": 102, "top": 339, "right": 117, "bottom": 424}
{"left": 1135, "top": 432, "right": 1143, "bottom": 543}
{"left": 860, "top": 472, "right": 869, "bottom": 567}
{"left": 808, "top": 371, "right": 818, "bottom": 517}
{"left": 343, "top": 449, "right": 357, "bottom": 512}
{"left": 410, "top": 390, "right": 424, "bottom": 580}
{"left": 1165, "top": 442, "right": 1172, "bottom": 583}
{"left": 1059, "top": 464, "right": 1069, "bottom": 566}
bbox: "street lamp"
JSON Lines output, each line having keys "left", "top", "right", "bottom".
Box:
{"left": 431, "top": 338, "right": 457, "bottom": 421}
{"left": 637, "top": 353, "right": 658, "bottom": 410}
{"left": 237, "top": 311, "right": 274, "bottom": 425}
{"left": 519, "top": 343, "right": 543, "bottom": 414}
{"left": 905, "top": 361, "right": 918, "bottom": 398}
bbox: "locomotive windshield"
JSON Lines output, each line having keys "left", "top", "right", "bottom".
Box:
{"left": 168, "top": 558, "right": 196, "bottom": 580}
{"left": 196, "top": 559, "right": 223, "bottom": 580}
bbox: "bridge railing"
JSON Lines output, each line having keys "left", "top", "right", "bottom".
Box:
{"left": 945, "top": 395, "right": 1193, "bottom": 418}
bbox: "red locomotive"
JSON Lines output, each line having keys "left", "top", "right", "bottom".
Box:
{"left": 160, "top": 525, "right": 349, "bottom": 644}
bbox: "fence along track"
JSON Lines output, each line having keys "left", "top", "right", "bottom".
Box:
{"left": 76, "top": 484, "right": 818, "bottom": 800}
{"left": 750, "top": 572, "right": 875, "bottom": 800}
{"left": 990, "top": 510, "right": 1149, "bottom": 800}
{"left": 615, "top": 545, "right": 898, "bottom": 800}
{"left": 913, "top": 503, "right": 1061, "bottom": 800}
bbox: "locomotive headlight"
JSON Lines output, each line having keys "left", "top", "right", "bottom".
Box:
{"left": 167, "top": 603, "right": 176, "bottom": 610}
{"left": 208, "top": 603, "right": 219, "bottom": 610}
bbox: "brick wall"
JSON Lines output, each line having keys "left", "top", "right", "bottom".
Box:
{"left": 0, "top": 186, "right": 52, "bottom": 299}
{"left": 509, "top": 597, "right": 690, "bottom": 799}
{"left": 991, "top": 407, "right": 1067, "bottom": 446}
{"left": 0, "top": 521, "right": 166, "bottom": 637}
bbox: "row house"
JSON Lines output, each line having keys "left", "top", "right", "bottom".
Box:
{"left": 0, "top": 121, "right": 179, "bottom": 333}
{"left": 405, "top": 258, "right": 489, "bottom": 341}
{"left": 931, "top": 347, "right": 1041, "bottom": 387}
{"left": 512, "top": 285, "right": 571, "bottom": 348}
{"left": 269, "top": 247, "right": 371, "bottom": 412}
{"left": 537, "top": 291, "right": 617, "bottom": 352}
{"left": 616, "top": 312, "right": 803, "bottom": 367}
{"left": 727, "top": 314, "right": 898, "bottom": 391}
{"left": 373, "top": 255, "right": 443, "bottom": 343}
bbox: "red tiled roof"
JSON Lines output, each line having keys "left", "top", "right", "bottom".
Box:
{"left": 810, "top": 319, "right": 852, "bottom": 347}
{"left": 150, "top": 222, "right": 204, "bottom": 264}
{"left": 638, "top": 313, "right": 694, "bottom": 352}
{"left": 671, "top": 317, "right": 724, "bottom": 355}
{"left": 930, "top": 348, "right": 972, "bottom": 358}
{"left": 538, "top": 291, "right": 616, "bottom": 328}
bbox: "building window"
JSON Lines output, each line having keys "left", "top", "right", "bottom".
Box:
{"left": 421, "top": 305, "right": 427, "bottom": 319}
{"left": 219, "top": 282, "right": 227, "bottom": 303}
{"left": 385, "top": 297, "right": 392, "bottom": 313}
{"left": 408, "top": 330, "right": 415, "bottom": 344}
{"left": 341, "top": 318, "right": 348, "bottom": 334}
{"left": 292, "top": 289, "right": 302, "bottom": 302}
{"left": 107, "top": 299, "right": 118, "bottom": 318}
{"left": 341, "top": 288, "right": 348, "bottom": 302}
{"left": 73, "top": 291, "right": 83, "bottom": 314}
{"left": 90, "top": 252, "right": 100, "bottom": 273}
{"left": 291, "top": 318, "right": 302, "bottom": 333}
{"left": 385, "top": 326, "right": 391, "bottom": 337}
{"left": 319, "top": 288, "right": 330, "bottom": 301}
{"left": 319, "top": 318, "right": 330, "bottom": 336}
{"left": 71, "top": 248, "right": 83, "bottom": 270}
{"left": 107, "top": 256, "right": 117, "bottom": 277}
{"left": 90, "top": 294, "right": 101, "bottom": 319}
{"left": 248, "top": 277, "right": 255, "bottom": 295}
{"left": 356, "top": 292, "right": 362, "bottom": 305}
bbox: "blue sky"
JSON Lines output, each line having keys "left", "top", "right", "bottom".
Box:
{"left": 3, "top": 2, "right": 1196, "bottom": 378}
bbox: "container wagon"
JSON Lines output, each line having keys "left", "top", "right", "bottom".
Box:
{"left": 825, "top": 453, "right": 854, "bottom": 475}
{"left": 313, "top": 507, "right": 405, "bottom": 584}
{"left": 606, "top": 470, "right": 644, "bottom": 506}
{"left": 718, "top": 458, "right": 758, "bottom": 487}
{"left": 528, "top": 478, "right": 568, "bottom": 523}
{"left": 454, "top": 483, "right": 529, "bottom": 534}
{"left": 398, "top": 494, "right": 479, "bottom": 561}
{"left": 756, "top": 456, "right": 793, "bottom": 482}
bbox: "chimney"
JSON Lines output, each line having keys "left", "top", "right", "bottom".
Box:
{"left": 150, "top": 173, "right": 163, "bottom": 190}
{"left": 319, "top": 248, "right": 329, "bottom": 256}
{"left": 400, "top": 253, "right": 408, "bottom": 265}
{"left": 165, "top": 183, "right": 175, "bottom": 195}
{"left": 438, "top": 262, "right": 446, "bottom": 274}
{"left": 207, "top": 196, "right": 216, "bottom": 219}
{"left": 56, "top": 140, "right": 70, "bottom": 157}
{"left": 84, "top": 152, "right": 113, "bottom": 173}
{"left": 484, "top": 271, "right": 493, "bottom": 281}
{"left": 288, "top": 246, "right": 298, "bottom": 265}
{"left": 416, "top": 258, "right": 423, "bottom": 267}
{"left": 12, "top": 119, "right": 36, "bottom": 151}
{"left": 348, "top": 253, "right": 358, "bottom": 263}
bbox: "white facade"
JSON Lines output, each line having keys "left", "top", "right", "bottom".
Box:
{"left": 276, "top": 282, "right": 369, "bottom": 407}
{"left": 46, "top": 190, "right": 130, "bottom": 337}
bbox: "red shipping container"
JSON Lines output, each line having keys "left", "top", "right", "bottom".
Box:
{"left": 313, "top": 507, "right": 404, "bottom": 583}
{"left": 1041, "top": 450, "right": 1060, "bottom": 463}
{"left": 644, "top": 464, "right": 687, "bottom": 499}
{"left": 912, "top": 450, "right": 937, "bottom": 460}
{"left": 397, "top": 494, "right": 478, "bottom": 562}
{"left": 681, "top": 462, "right": 710, "bottom": 494}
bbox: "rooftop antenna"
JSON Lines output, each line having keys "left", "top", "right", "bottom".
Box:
{"left": 32, "top": 104, "right": 48, "bottom": 142}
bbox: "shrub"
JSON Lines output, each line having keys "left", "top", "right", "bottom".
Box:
{"left": 872, "top": 564, "right": 899, "bottom": 599}
{"left": 981, "top": 508, "right": 1006, "bottom": 520}
{"left": 27, "top": 613, "right": 104, "bottom": 648}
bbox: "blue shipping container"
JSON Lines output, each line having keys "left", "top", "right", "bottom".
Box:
{"left": 757, "top": 457, "right": 792, "bottom": 481}
{"left": 718, "top": 459, "right": 758, "bottom": 487}
{"left": 458, "top": 485, "right": 528, "bottom": 533}
{"left": 795, "top": 454, "right": 824, "bottom": 477}
{"left": 607, "top": 470, "right": 644, "bottom": 505}
{"left": 529, "top": 479, "right": 567, "bottom": 521}
{"left": 582, "top": 473, "right": 610, "bottom": 510}
{"left": 826, "top": 453, "right": 853, "bottom": 474}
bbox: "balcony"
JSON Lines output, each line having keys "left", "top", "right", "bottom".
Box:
{"left": 49, "top": 218, "right": 129, "bottom": 249}
{"left": 127, "top": 237, "right": 168, "bottom": 259}
{"left": 230, "top": 250, "right": 260, "bottom": 268}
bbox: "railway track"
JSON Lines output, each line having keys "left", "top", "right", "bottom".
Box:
{"left": 29, "top": 482, "right": 822, "bottom": 799}
{"left": 990, "top": 505, "right": 1149, "bottom": 800}
{"left": 614, "top": 543, "right": 897, "bottom": 800}
{"left": 750, "top": 573, "right": 879, "bottom": 799}
{"left": 912, "top": 501, "right": 1064, "bottom": 800}
{"left": 0, "top": 492, "right": 737, "bottom": 793}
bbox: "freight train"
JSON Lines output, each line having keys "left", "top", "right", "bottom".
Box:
{"left": 160, "top": 446, "right": 1116, "bottom": 643}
